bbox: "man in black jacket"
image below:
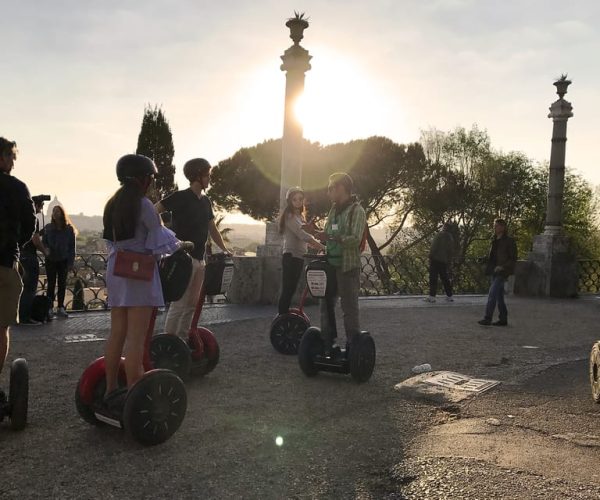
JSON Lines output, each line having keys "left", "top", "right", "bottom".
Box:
{"left": 478, "top": 219, "right": 518, "bottom": 326}
{"left": 0, "top": 137, "right": 36, "bottom": 394}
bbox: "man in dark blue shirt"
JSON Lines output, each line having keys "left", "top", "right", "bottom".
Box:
{"left": 0, "top": 137, "right": 36, "bottom": 398}
{"left": 155, "top": 158, "right": 231, "bottom": 337}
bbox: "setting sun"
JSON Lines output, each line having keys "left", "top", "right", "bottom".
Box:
{"left": 294, "top": 47, "right": 396, "bottom": 144}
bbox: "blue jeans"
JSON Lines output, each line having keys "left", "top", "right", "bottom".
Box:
{"left": 484, "top": 275, "right": 507, "bottom": 321}
{"left": 19, "top": 253, "right": 39, "bottom": 321}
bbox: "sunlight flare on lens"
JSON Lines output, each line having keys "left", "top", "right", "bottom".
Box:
{"left": 275, "top": 436, "right": 284, "bottom": 447}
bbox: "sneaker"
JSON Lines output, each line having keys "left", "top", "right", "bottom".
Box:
{"left": 48, "top": 308, "right": 56, "bottom": 319}
{"left": 20, "top": 318, "right": 42, "bottom": 326}
{"left": 445, "top": 296, "right": 454, "bottom": 302}
{"left": 102, "top": 388, "right": 128, "bottom": 417}
{"left": 478, "top": 319, "right": 492, "bottom": 326}
{"left": 56, "top": 307, "right": 69, "bottom": 318}
{"left": 423, "top": 296, "right": 436, "bottom": 303}
{"left": 492, "top": 320, "right": 508, "bottom": 326}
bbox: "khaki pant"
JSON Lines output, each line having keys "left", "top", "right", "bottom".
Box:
{"left": 320, "top": 267, "right": 361, "bottom": 345}
{"left": 165, "top": 258, "right": 205, "bottom": 337}
{"left": 0, "top": 263, "right": 23, "bottom": 327}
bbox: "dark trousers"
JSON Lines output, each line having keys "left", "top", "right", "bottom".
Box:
{"left": 484, "top": 275, "right": 507, "bottom": 321}
{"left": 19, "top": 253, "right": 39, "bottom": 321}
{"left": 320, "top": 267, "right": 361, "bottom": 346}
{"left": 46, "top": 259, "right": 69, "bottom": 308}
{"left": 278, "top": 253, "right": 304, "bottom": 314}
{"left": 428, "top": 258, "right": 453, "bottom": 297}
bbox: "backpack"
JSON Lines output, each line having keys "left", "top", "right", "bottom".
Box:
{"left": 31, "top": 294, "right": 52, "bottom": 323}
{"left": 348, "top": 203, "right": 369, "bottom": 253}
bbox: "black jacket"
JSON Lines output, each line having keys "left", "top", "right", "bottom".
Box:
{"left": 485, "top": 234, "right": 518, "bottom": 278}
{"left": 0, "top": 172, "right": 36, "bottom": 268}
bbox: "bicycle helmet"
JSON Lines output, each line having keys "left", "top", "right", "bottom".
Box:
{"left": 116, "top": 154, "right": 157, "bottom": 182}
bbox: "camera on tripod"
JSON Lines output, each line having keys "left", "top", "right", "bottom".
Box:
{"left": 32, "top": 194, "right": 51, "bottom": 204}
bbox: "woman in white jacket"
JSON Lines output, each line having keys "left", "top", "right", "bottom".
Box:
{"left": 277, "top": 187, "right": 325, "bottom": 315}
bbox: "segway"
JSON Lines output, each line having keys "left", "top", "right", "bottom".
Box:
{"left": 0, "top": 358, "right": 29, "bottom": 431}
{"left": 75, "top": 307, "right": 188, "bottom": 446}
{"left": 270, "top": 285, "right": 311, "bottom": 355}
{"left": 150, "top": 253, "right": 234, "bottom": 380}
{"left": 298, "top": 256, "right": 376, "bottom": 383}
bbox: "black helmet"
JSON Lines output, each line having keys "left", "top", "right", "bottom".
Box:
{"left": 116, "top": 154, "right": 158, "bottom": 182}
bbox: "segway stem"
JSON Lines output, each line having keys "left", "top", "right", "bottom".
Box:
{"left": 190, "top": 284, "right": 207, "bottom": 330}
{"left": 142, "top": 307, "right": 159, "bottom": 371}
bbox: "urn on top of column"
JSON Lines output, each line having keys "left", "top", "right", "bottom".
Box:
{"left": 553, "top": 73, "right": 572, "bottom": 99}
{"left": 286, "top": 11, "right": 309, "bottom": 46}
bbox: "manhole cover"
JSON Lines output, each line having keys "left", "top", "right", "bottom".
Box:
{"left": 64, "top": 334, "right": 104, "bottom": 343}
{"left": 425, "top": 371, "right": 500, "bottom": 393}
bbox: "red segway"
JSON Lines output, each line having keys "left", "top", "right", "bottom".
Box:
{"left": 150, "top": 253, "right": 234, "bottom": 380}
{"left": 75, "top": 308, "right": 189, "bottom": 446}
{"left": 270, "top": 286, "right": 311, "bottom": 355}
{"left": 0, "top": 358, "right": 29, "bottom": 431}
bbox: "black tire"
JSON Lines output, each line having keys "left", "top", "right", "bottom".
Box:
{"left": 298, "top": 327, "right": 324, "bottom": 377}
{"left": 590, "top": 342, "right": 600, "bottom": 403}
{"left": 349, "top": 333, "right": 376, "bottom": 383}
{"left": 123, "top": 370, "right": 187, "bottom": 446}
{"left": 270, "top": 314, "right": 310, "bottom": 355}
{"left": 75, "top": 377, "right": 106, "bottom": 426}
{"left": 150, "top": 334, "right": 192, "bottom": 381}
{"left": 9, "top": 358, "right": 29, "bottom": 431}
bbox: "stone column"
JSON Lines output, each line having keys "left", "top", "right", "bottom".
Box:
{"left": 514, "top": 77, "right": 577, "bottom": 297}
{"left": 544, "top": 77, "right": 574, "bottom": 234}
{"left": 279, "top": 14, "right": 312, "bottom": 210}
{"left": 259, "top": 14, "right": 312, "bottom": 259}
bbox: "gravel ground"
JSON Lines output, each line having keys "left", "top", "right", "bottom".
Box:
{"left": 2, "top": 296, "right": 600, "bottom": 499}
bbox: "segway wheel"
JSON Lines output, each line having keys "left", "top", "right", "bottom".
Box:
{"left": 270, "top": 313, "right": 310, "bottom": 355}
{"left": 590, "top": 342, "right": 600, "bottom": 403}
{"left": 150, "top": 334, "right": 193, "bottom": 380}
{"left": 190, "top": 327, "right": 220, "bottom": 376}
{"left": 298, "top": 327, "right": 324, "bottom": 377}
{"left": 8, "top": 358, "right": 29, "bottom": 431}
{"left": 349, "top": 333, "right": 376, "bottom": 383}
{"left": 123, "top": 369, "right": 187, "bottom": 446}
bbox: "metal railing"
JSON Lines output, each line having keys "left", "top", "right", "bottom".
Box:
{"left": 34, "top": 253, "right": 600, "bottom": 310}
{"left": 359, "top": 255, "right": 489, "bottom": 296}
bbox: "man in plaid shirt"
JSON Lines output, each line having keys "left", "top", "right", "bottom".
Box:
{"left": 316, "top": 172, "right": 367, "bottom": 354}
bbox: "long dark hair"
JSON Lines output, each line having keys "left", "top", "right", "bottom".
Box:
{"left": 51, "top": 205, "right": 78, "bottom": 235}
{"left": 103, "top": 179, "right": 144, "bottom": 241}
{"left": 278, "top": 194, "right": 306, "bottom": 234}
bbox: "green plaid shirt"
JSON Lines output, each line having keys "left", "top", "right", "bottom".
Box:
{"left": 324, "top": 201, "right": 366, "bottom": 272}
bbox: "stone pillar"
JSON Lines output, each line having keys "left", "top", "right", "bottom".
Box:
{"left": 544, "top": 77, "right": 574, "bottom": 234}
{"left": 279, "top": 13, "right": 311, "bottom": 210}
{"left": 514, "top": 76, "right": 577, "bottom": 297}
{"left": 259, "top": 14, "right": 312, "bottom": 258}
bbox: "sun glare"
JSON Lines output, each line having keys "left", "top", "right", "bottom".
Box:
{"left": 294, "top": 48, "right": 392, "bottom": 144}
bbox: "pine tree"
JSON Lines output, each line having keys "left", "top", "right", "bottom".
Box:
{"left": 136, "top": 105, "right": 177, "bottom": 202}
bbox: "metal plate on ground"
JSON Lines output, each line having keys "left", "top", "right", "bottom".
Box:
{"left": 425, "top": 371, "right": 500, "bottom": 393}
{"left": 64, "top": 333, "right": 105, "bottom": 343}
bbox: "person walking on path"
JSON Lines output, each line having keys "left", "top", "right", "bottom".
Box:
{"left": 102, "top": 154, "right": 182, "bottom": 409}
{"left": 18, "top": 196, "right": 49, "bottom": 324}
{"left": 315, "top": 172, "right": 367, "bottom": 355}
{"left": 42, "top": 205, "right": 77, "bottom": 318}
{"left": 277, "top": 187, "right": 325, "bottom": 315}
{"left": 478, "top": 218, "right": 518, "bottom": 327}
{"left": 0, "top": 137, "right": 36, "bottom": 403}
{"left": 424, "top": 222, "right": 455, "bottom": 303}
{"left": 155, "top": 158, "right": 232, "bottom": 338}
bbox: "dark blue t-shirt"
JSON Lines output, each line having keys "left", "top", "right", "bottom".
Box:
{"left": 161, "top": 189, "right": 214, "bottom": 260}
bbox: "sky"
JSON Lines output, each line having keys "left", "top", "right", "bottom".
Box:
{"left": 2, "top": 0, "right": 599, "bottom": 222}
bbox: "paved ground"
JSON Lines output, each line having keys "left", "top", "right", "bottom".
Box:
{"left": 2, "top": 295, "right": 600, "bottom": 499}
